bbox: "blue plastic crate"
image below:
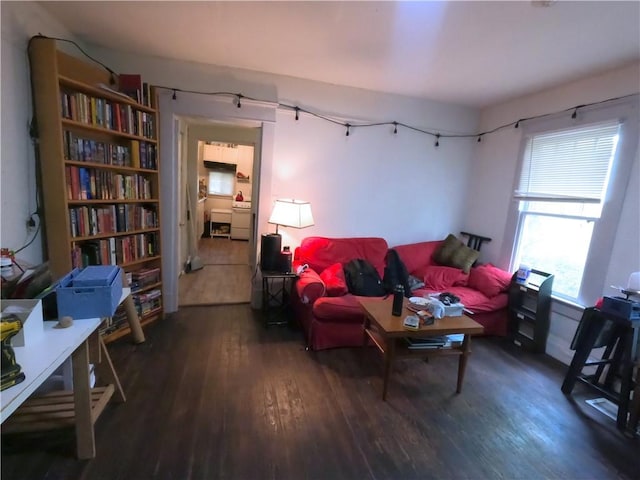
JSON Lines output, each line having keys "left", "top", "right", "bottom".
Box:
{"left": 56, "top": 266, "right": 123, "bottom": 319}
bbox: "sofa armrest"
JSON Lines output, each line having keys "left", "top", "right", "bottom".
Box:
{"left": 295, "top": 268, "right": 326, "bottom": 304}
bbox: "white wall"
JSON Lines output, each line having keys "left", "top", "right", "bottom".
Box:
{"left": 85, "top": 45, "right": 480, "bottom": 254}
{"left": 467, "top": 62, "right": 640, "bottom": 364}
{"left": 0, "top": 3, "right": 80, "bottom": 265}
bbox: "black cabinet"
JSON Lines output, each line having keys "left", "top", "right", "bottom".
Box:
{"left": 508, "top": 269, "right": 554, "bottom": 353}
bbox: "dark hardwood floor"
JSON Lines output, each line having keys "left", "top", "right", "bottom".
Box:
{"left": 2, "top": 305, "right": 638, "bottom": 480}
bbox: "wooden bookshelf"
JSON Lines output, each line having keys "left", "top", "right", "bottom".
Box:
{"left": 28, "top": 37, "right": 164, "bottom": 342}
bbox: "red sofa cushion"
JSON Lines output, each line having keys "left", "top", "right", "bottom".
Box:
{"left": 422, "top": 265, "right": 469, "bottom": 290}
{"left": 295, "top": 269, "right": 326, "bottom": 304}
{"left": 320, "top": 262, "right": 348, "bottom": 297}
{"left": 392, "top": 240, "right": 442, "bottom": 277}
{"left": 312, "top": 294, "right": 364, "bottom": 323}
{"left": 294, "top": 237, "right": 388, "bottom": 278}
{"left": 468, "top": 264, "right": 513, "bottom": 298}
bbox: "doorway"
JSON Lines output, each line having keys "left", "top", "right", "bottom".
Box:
{"left": 179, "top": 134, "right": 257, "bottom": 306}
{"left": 157, "top": 90, "right": 276, "bottom": 314}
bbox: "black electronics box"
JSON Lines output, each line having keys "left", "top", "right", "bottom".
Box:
{"left": 601, "top": 296, "right": 640, "bottom": 321}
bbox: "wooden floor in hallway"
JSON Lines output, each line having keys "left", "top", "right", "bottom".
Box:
{"left": 178, "top": 237, "right": 253, "bottom": 306}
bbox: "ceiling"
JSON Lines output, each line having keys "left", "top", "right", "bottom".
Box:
{"left": 39, "top": 1, "right": 640, "bottom": 108}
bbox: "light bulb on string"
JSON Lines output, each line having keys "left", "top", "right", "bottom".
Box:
{"left": 345, "top": 124, "right": 351, "bottom": 137}
{"left": 571, "top": 108, "right": 577, "bottom": 119}
{"left": 172, "top": 90, "right": 177, "bottom": 100}
{"left": 435, "top": 134, "right": 440, "bottom": 147}
{"left": 237, "top": 94, "right": 243, "bottom": 108}
{"left": 477, "top": 135, "right": 482, "bottom": 143}
{"left": 295, "top": 107, "right": 300, "bottom": 121}
{"left": 515, "top": 120, "right": 520, "bottom": 129}
{"left": 393, "top": 122, "right": 398, "bottom": 134}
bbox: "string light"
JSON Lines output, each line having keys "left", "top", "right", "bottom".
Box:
{"left": 33, "top": 33, "right": 637, "bottom": 146}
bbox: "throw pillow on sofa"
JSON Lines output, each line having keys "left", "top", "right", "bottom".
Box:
{"left": 423, "top": 265, "right": 469, "bottom": 291}
{"left": 432, "top": 233, "right": 479, "bottom": 273}
{"left": 432, "top": 234, "right": 460, "bottom": 265}
{"left": 320, "top": 262, "right": 348, "bottom": 297}
{"left": 468, "top": 263, "right": 513, "bottom": 298}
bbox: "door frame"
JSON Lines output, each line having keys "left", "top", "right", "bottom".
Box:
{"left": 158, "top": 90, "right": 277, "bottom": 313}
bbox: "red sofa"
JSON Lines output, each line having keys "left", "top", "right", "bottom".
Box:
{"left": 291, "top": 236, "right": 511, "bottom": 351}
{"left": 392, "top": 240, "right": 510, "bottom": 337}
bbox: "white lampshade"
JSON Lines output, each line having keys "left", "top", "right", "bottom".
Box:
{"left": 627, "top": 271, "right": 640, "bottom": 292}
{"left": 268, "top": 199, "right": 314, "bottom": 232}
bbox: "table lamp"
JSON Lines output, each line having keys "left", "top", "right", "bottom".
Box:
{"left": 261, "top": 199, "right": 314, "bottom": 272}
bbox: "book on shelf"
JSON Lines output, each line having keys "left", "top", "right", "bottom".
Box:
{"left": 118, "top": 74, "right": 142, "bottom": 104}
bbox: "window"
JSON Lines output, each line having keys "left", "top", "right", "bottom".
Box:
{"left": 205, "top": 161, "right": 236, "bottom": 196}
{"left": 508, "top": 99, "right": 638, "bottom": 306}
{"left": 207, "top": 171, "right": 235, "bottom": 196}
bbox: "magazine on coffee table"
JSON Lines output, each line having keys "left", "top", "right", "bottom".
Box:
{"left": 405, "top": 334, "right": 464, "bottom": 349}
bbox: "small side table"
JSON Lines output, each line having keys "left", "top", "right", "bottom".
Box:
{"left": 261, "top": 270, "right": 297, "bottom": 326}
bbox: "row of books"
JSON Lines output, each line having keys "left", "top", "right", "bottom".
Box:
{"left": 60, "top": 90, "right": 155, "bottom": 139}
{"left": 129, "top": 267, "right": 161, "bottom": 293}
{"left": 133, "top": 289, "right": 162, "bottom": 318}
{"left": 99, "top": 305, "right": 129, "bottom": 336}
{"left": 69, "top": 204, "right": 158, "bottom": 238}
{"left": 63, "top": 130, "right": 157, "bottom": 170}
{"left": 66, "top": 166, "right": 153, "bottom": 201}
{"left": 70, "top": 233, "right": 159, "bottom": 268}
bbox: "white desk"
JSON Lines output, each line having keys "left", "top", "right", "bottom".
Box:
{"left": 1, "top": 310, "right": 126, "bottom": 458}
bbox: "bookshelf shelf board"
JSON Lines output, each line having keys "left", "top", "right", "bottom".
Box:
{"left": 139, "top": 307, "right": 163, "bottom": 321}
{"left": 67, "top": 199, "right": 160, "bottom": 206}
{"left": 71, "top": 228, "right": 160, "bottom": 242}
{"left": 59, "top": 75, "right": 157, "bottom": 114}
{"left": 120, "top": 256, "right": 162, "bottom": 269}
{"left": 131, "top": 282, "right": 162, "bottom": 295}
{"left": 64, "top": 160, "right": 159, "bottom": 174}
{"left": 61, "top": 119, "right": 158, "bottom": 143}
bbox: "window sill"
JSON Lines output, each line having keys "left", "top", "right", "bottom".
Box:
{"left": 551, "top": 295, "right": 586, "bottom": 321}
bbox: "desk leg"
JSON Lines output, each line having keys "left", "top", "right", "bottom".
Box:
{"left": 94, "top": 335, "right": 126, "bottom": 403}
{"left": 382, "top": 338, "right": 395, "bottom": 401}
{"left": 456, "top": 334, "right": 471, "bottom": 394}
{"left": 72, "top": 339, "right": 95, "bottom": 459}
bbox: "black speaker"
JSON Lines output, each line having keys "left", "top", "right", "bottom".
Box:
{"left": 260, "top": 234, "right": 282, "bottom": 271}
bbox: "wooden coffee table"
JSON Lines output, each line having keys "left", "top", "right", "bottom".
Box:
{"left": 359, "top": 296, "right": 484, "bottom": 400}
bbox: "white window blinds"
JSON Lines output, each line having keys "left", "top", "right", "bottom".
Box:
{"left": 515, "top": 121, "right": 620, "bottom": 203}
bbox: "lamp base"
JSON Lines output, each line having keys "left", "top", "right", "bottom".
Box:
{"left": 260, "top": 234, "right": 282, "bottom": 271}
